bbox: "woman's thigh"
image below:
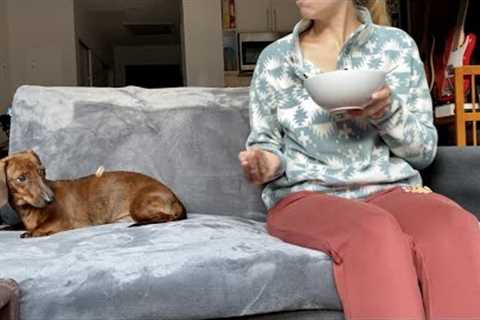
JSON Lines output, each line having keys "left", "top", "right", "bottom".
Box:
{"left": 364, "top": 186, "right": 480, "bottom": 243}
{"left": 266, "top": 190, "right": 408, "bottom": 261}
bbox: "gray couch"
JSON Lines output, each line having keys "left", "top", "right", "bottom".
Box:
{"left": 0, "top": 85, "right": 479, "bottom": 320}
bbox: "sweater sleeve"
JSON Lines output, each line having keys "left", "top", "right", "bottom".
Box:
{"left": 245, "top": 51, "right": 287, "bottom": 180}
{"left": 369, "top": 35, "right": 438, "bottom": 170}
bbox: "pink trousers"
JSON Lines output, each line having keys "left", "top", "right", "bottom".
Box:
{"left": 267, "top": 186, "right": 480, "bottom": 320}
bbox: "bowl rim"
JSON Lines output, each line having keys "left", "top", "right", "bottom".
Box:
{"left": 304, "top": 69, "right": 387, "bottom": 80}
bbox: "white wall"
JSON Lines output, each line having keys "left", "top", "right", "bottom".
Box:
{"left": 6, "top": 0, "right": 77, "bottom": 96}
{"left": 114, "top": 45, "right": 181, "bottom": 86}
{"left": 0, "top": 0, "right": 11, "bottom": 112}
{"left": 181, "top": 0, "right": 224, "bottom": 87}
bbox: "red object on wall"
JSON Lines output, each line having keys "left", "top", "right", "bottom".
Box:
{"left": 229, "top": 0, "right": 236, "bottom": 29}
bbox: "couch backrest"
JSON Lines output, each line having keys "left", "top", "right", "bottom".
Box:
{"left": 7, "top": 86, "right": 267, "bottom": 222}
{"left": 421, "top": 146, "right": 480, "bottom": 219}
{"left": 7, "top": 86, "right": 479, "bottom": 226}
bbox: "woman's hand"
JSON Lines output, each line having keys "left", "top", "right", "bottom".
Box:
{"left": 238, "top": 148, "right": 282, "bottom": 186}
{"left": 347, "top": 85, "right": 392, "bottom": 120}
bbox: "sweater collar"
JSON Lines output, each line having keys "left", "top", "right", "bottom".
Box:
{"left": 288, "top": 6, "right": 374, "bottom": 78}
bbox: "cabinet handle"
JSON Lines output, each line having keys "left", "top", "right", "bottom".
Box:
{"left": 266, "top": 9, "right": 271, "bottom": 31}
{"left": 273, "top": 9, "right": 277, "bottom": 31}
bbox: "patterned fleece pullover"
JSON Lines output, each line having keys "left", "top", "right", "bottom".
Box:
{"left": 245, "top": 7, "right": 438, "bottom": 210}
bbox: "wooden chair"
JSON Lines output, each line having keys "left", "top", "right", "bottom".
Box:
{"left": 434, "top": 65, "right": 480, "bottom": 146}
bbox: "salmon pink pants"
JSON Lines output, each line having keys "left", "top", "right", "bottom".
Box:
{"left": 267, "top": 186, "right": 480, "bottom": 320}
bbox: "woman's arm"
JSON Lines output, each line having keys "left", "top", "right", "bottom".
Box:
{"left": 242, "top": 49, "right": 287, "bottom": 183}
{"left": 368, "top": 36, "right": 438, "bottom": 170}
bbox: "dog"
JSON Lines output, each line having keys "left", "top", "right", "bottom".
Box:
{"left": 0, "top": 150, "right": 186, "bottom": 238}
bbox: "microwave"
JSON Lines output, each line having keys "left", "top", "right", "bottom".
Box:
{"left": 238, "top": 32, "right": 286, "bottom": 72}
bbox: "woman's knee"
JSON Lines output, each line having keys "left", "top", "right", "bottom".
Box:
{"left": 415, "top": 195, "right": 480, "bottom": 244}
{"left": 449, "top": 208, "right": 479, "bottom": 231}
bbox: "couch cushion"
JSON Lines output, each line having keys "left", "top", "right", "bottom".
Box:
{"left": 0, "top": 214, "right": 340, "bottom": 320}
{"left": 6, "top": 86, "right": 265, "bottom": 224}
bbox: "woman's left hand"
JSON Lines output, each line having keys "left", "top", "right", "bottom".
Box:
{"left": 347, "top": 85, "right": 392, "bottom": 120}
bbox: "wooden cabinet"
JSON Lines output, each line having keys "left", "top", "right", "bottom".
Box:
{"left": 235, "top": 0, "right": 271, "bottom": 32}
{"left": 224, "top": 71, "right": 252, "bottom": 87}
{"left": 270, "top": 0, "right": 301, "bottom": 32}
{"left": 235, "top": 0, "right": 301, "bottom": 32}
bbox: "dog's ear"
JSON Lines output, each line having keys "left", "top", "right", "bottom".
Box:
{"left": 27, "top": 149, "right": 42, "bottom": 164}
{"left": 0, "top": 160, "right": 9, "bottom": 208}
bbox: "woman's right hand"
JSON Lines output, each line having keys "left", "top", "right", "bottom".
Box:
{"left": 238, "top": 148, "right": 282, "bottom": 186}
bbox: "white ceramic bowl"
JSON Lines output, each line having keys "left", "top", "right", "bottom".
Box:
{"left": 304, "top": 69, "right": 386, "bottom": 112}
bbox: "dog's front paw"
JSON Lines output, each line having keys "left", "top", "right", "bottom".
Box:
{"left": 20, "top": 232, "right": 32, "bottom": 238}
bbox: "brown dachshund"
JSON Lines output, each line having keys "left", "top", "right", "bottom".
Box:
{"left": 0, "top": 150, "right": 186, "bottom": 238}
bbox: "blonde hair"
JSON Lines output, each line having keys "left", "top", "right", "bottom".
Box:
{"left": 356, "top": 0, "right": 391, "bottom": 26}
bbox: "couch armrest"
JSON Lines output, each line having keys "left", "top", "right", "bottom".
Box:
{"left": 0, "top": 279, "right": 19, "bottom": 320}
{"left": 421, "top": 146, "right": 480, "bottom": 219}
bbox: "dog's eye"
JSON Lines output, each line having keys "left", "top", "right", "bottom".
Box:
{"left": 16, "top": 175, "right": 26, "bottom": 183}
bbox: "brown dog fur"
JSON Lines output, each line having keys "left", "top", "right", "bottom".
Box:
{"left": 0, "top": 150, "right": 186, "bottom": 238}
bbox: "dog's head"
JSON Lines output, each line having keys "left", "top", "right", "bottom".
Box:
{"left": 0, "top": 150, "right": 55, "bottom": 208}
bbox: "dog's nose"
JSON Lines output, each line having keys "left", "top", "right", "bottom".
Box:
{"left": 43, "top": 194, "right": 55, "bottom": 204}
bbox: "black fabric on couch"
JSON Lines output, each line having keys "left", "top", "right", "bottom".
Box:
{"left": 421, "top": 146, "right": 480, "bottom": 220}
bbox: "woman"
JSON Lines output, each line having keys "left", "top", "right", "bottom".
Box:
{"left": 239, "top": 0, "right": 480, "bottom": 319}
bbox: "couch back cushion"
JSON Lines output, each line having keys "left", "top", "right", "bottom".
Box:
{"left": 5, "top": 86, "right": 266, "bottom": 222}
{"left": 421, "top": 146, "right": 480, "bottom": 219}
